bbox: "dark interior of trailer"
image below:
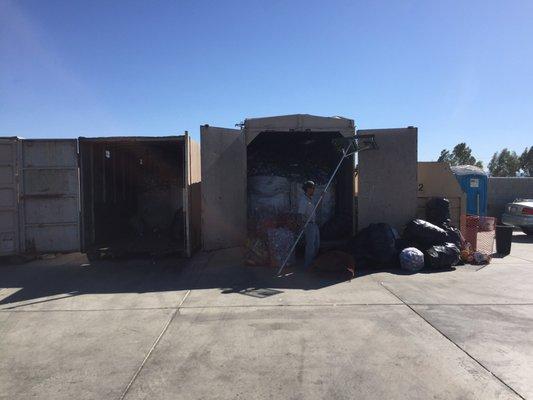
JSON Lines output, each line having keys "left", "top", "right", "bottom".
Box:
{"left": 246, "top": 131, "right": 354, "bottom": 260}
{"left": 80, "top": 139, "right": 185, "bottom": 258}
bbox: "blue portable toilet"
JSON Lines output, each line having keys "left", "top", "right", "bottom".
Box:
{"left": 451, "top": 165, "right": 488, "bottom": 216}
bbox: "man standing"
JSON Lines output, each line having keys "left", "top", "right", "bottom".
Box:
{"left": 298, "top": 180, "right": 320, "bottom": 269}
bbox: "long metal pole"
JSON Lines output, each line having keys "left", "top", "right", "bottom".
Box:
{"left": 276, "top": 142, "right": 353, "bottom": 276}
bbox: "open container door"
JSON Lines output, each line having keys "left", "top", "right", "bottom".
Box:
{"left": 357, "top": 128, "right": 418, "bottom": 231}
{"left": 201, "top": 126, "right": 246, "bottom": 251}
{"left": 20, "top": 139, "right": 80, "bottom": 253}
{"left": 78, "top": 138, "right": 93, "bottom": 252}
{"left": 0, "top": 138, "right": 20, "bottom": 256}
{"left": 184, "top": 134, "right": 201, "bottom": 257}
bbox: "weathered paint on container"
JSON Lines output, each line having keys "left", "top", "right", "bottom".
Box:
{"left": 19, "top": 139, "right": 80, "bottom": 253}
{"left": 244, "top": 114, "right": 355, "bottom": 145}
{"left": 0, "top": 137, "right": 20, "bottom": 256}
{"left": 185, "top": 134, "right": 202, "bottom": 256}
{"left": 2, "top": 135, "right": 201, "bottom": 258}
{"left": 357, "top": 128, "right": 418, "bottom": 231}
{"left": 78, "top": 134, "right": 201, "bottom": 257}
{"left": 201, "top": 126, "right": 246, "bottom": 251}
{"left": 201, "top": 114, "right": 356, "bottom": 251}
{"left": 417, "top": 162, "right": 466, "bottom": 231}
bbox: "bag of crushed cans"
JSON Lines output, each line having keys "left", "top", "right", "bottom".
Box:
{"left": 267, "top": 227, "right": 295, "bottom": 268}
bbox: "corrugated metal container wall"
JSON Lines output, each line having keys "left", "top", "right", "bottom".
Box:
{"left": 19, "top": 139, "right": 80, "bottom": 253}
{"left": 0, "top": 137, "right": 20, "bottom": 256}
{"left": 2, "top": 135, "right": 201, "bottom": 257}
{"left": 79, "top": 134, "right": 200, "bottom": 258}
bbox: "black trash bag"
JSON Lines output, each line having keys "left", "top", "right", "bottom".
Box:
{"left": 311, "top": 251, "right": 355, "bottom": 279}
{"left": 444, "top": 226, "right": 463, "bottom": 248}
{"left": 395, "top": 237, "right": 411, "bottom": 253}
{"left": 350, "top": 230, "right": 369, "bottom": 266}
{"left": 424, "top": 243, "right": 460, "bottom": 269}
{"left": 404, "top": 219, "right": 448, "bottom": 249}
{"left": 343, "top": 235, "right": 358, "bottom": 254}
{"left": 320, "top": 214, "right": 352, "bottom": 241}
{"left": 426, "top": 197, "right": 451, "bottom": 227}
{"left": 352, "top": 223, "right": 397, "bottom": 267}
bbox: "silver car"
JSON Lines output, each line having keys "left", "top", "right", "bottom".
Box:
{"left": 502, "top": 199, "right": 533, "bottom": 235}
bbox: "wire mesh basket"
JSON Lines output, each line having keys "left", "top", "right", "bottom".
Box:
{"left": 465, "top": 215, "right": 495, "bottom": 254}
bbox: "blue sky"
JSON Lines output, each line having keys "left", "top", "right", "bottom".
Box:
{"left": 1, "top": 0, "right": 532, "bottom": 164}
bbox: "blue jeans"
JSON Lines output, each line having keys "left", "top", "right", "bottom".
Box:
{"left": 304, "top": 222, "right": 320, "bottom": 268}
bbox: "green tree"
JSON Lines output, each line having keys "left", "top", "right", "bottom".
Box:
{"left": 437, "top": 143, "right": 483, "bottom": 168}
{"left": 519, "top": 146, "right": 533, "bottom": 176}
{"left": 488, "top": 148, "right": 520, "bottom": 177}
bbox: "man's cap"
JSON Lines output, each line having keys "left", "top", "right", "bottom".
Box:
{"left": 302, "top": 180, "right": 316, "bottom": 190}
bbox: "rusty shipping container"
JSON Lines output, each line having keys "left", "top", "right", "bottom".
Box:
{"left": 0, "top": 134, "right": 201, "bottom": 258}
{"left": 79, "top": 134, "right": 201, "bottom": 258}
{"left": 0, "top": 137, "right": 20, "bottom": 256}
{"left": 0, "top": 138, "right": 80, "bottom": 254}
{"left": 201, "top": 114, "right": 357, "bottom": 251}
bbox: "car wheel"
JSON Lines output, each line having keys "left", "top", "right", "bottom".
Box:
{"left": 521, "top": 227, "right": 533, "bottom": 236}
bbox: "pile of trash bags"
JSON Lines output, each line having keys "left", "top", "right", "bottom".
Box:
{"left": 399, "top": 247, "right": 425, "bottom": 272}
{"left": 346, "top": 197, "right": 491, "bottom": 274}
{"left": 245, "top": 196, "right": 490, "bottom": 275}
{"left": 351, "top": 223, "right": 398, "bottom": 268}
{"left": 425, "top": 197, "right": 451, "bottom": 227}
{"left": 402, "top": 218, "right": 462, "bottom": 270}
{"left": 320, "top": 213, "right": 352, "bottom": 241}
{"left": 349, "top": 217, "right": 461, "bottom": 272}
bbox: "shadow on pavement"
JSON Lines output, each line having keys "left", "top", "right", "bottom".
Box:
{"left": 0, "top": 250, "right": 350, "bottom": 307}
{"left": 0, "top": 244, "right": 468, "bottom": 308}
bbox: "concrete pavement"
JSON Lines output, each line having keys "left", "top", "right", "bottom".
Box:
{"left": 1, "top": 234, "right": 532, "bottom": 399}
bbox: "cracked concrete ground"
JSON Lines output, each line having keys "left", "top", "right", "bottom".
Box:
{"left": 1, "top": 233, "right": 532, "bottom": 399}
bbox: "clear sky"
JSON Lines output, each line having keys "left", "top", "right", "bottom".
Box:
{"left": 1, "top": 0, "right": 532, "bottom": 164}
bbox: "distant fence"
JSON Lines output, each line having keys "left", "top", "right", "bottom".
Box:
{"left": 487, "top": 177, "right": 533, "bottom": 220}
